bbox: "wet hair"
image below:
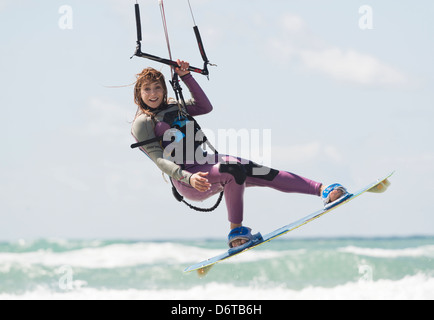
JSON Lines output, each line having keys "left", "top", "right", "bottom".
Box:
{"left": 133, "top": 68, "right": 168, "bottom": 119}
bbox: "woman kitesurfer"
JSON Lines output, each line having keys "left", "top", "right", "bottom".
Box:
{"left": 131, "top": 60, "right": 349, "bottom": 248}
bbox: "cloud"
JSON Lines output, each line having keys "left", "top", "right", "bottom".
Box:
{"left": 299, "top": 47, "right": 407, "bottom": 87}
{"left": 270, "top": 13, "right": 409, "bottom": 88}
{"left": 281, "top": 13, "right": 309, "bottom": 34}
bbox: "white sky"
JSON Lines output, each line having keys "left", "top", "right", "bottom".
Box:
{"left": 1, "top": 0, "right": 433, "bottom": 241}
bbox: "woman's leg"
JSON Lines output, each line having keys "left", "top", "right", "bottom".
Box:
{"left": 246, "top": 169, "right": 322, "bottom": 195}
{"left": 173, "top": 156, "right": 345, "bottom": 247}
{"left": 174, "top": 155, "right": 322, "bottom": 226}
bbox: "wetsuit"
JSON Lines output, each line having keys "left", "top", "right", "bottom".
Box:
{"left": 131, "top": 73, "right": 321, "bottom": 225}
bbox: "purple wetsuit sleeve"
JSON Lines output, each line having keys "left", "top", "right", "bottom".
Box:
{"left": 181, "top": 73, "right": 213, "bottom": 116}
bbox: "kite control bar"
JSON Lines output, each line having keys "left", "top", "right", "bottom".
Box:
{"left": 131, "top": 3, "right": 211, "bottom": 76}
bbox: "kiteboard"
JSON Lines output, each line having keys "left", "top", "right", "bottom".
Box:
{"left": 184, "top": 172, "right": 394, "bottom": 277}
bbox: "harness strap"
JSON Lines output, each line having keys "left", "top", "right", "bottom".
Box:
{"left": 130, "top": 136, "right": 163, "bottom": 149}
{"left": 170, "top": 178, "right": 224, "bottom": 213}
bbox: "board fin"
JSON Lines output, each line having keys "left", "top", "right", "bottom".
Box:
{"left": 197, "top": 265, "right": 214, "bottom": 278}
{"left": 368, "top": 178, "right": 391, "bottom": 193}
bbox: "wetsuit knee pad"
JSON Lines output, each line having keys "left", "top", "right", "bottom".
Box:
{"left": 244, "top": 161, "right": 279, "bottom": 181}
{"left": 219, "top": 163, "right": 247, "bottom": 185}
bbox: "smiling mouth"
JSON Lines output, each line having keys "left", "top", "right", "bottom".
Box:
{"left": 149, "top": 98, "right": 159, "bottom": 103}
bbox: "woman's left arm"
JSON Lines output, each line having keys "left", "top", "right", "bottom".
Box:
{"left": 174, "top": 59, "right": 213, "bottom": 116}
{"left": 181, "top": 73, "right": 213, "bottom": 116}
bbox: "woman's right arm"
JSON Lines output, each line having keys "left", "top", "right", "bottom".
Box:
{"left": 131, "top": 115, "right": 192, "bottom": 185}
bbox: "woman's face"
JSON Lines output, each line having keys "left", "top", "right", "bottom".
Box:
{"left": 141, "top": 81, "right": 165, "bottom": 109}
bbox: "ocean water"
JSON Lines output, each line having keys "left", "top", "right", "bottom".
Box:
{"left": 0, "top": 237, "right": 433, "bottom": 300}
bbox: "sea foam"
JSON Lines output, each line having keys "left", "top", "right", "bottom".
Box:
{"left": 1, "top": 273, "right": 433, "bottom": 300}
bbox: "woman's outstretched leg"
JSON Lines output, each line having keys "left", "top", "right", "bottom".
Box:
{"left": 246, "top": 168, "right": 322, "bottom": 195}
